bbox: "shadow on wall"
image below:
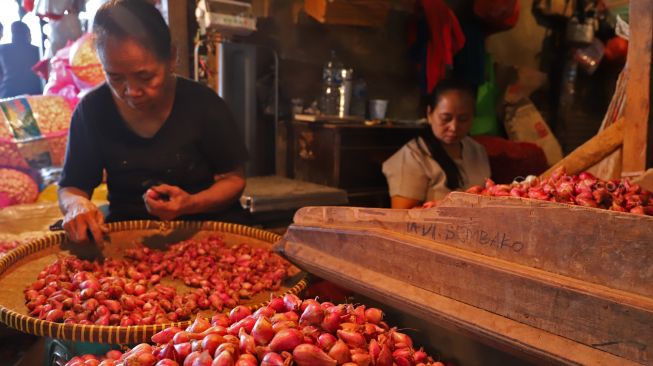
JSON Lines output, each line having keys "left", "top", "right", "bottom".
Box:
{"left": 485, "top": 0, "right": 547, "bottom": 69}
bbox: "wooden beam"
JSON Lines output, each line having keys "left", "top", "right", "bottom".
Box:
{"left": 166, "top": 0, "right": 190, "bottom": 77}
{"left": 622, "top": 0, "right": 653, "bottom": 177}
{"left": 541, "top": 117, "right": 624, "bottom": 179}
{"left": 292, "top": 195, "right": 653, "bottom": 298}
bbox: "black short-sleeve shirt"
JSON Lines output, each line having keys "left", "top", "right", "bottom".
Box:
{"left": 59, "top": 77, "right": 248, "bottom": 221}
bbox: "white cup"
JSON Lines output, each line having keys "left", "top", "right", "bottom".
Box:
{"left": 369, "top": 99, "right": 388, "bottom": 119}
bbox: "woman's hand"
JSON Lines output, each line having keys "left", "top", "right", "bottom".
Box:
{"left": 143, "top": 184, "right": 192, "bottom": 221}
{"left": 61, "top": 195, "right": 108, "bottom": 244}
{"left": 143, "top": 169, "right": 245, "bottom": 220}
{"left": 422, "top": 200, "right": 439, "bottom": 209}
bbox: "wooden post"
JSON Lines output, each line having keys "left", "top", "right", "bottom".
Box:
{"left": 622, "top": 0, "right": 653, "bottom": 176}
{"left": 252, "top": 0, "right": 271, "bottom": 17}
{"left": 166, "top": 0, "right": 190, "bottom": 77}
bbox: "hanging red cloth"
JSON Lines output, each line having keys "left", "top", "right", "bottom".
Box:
{"left": 23, "top": 0, "right": 35, "bottom": 12}
{"left": 474, "top": 0, "right": 520, "bottom": 34}
{"left": 418, "top": 0, "right": 466, "bottom": 93}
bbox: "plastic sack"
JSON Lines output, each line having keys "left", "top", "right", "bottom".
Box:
{"left": 615, "top": 15, "right": 629, "bottom": 41}
{"left": 69, "top": 33, "right": 104, "bottom": 89}
{"left": 470, "top": 54, "right": 501, "bottom": 136}
{"left": 504, "top": 99, "right": 563, "bottom": 166}
{"left": 474, "top": 0, "right": 520, "bottom": 33}
{"left": 44, "top": 43, "right": 81, "bottom": 108}
{"left": 33, "top": 0, "right": 75, "bottom": 19}
{"left": 0, "top": 96, "right": 72, "bottom": 169}
{"left": 503, "top": 66, "right": 547, "bottom": 104}
{"left": 48, "top": 13, "right": 83, "bottom": 58}
{"left": 44, "top": 45, "right": 77, "bottom": 92}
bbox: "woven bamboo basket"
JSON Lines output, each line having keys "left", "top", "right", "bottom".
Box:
{"left": 0, "top": 220, "right": 308, "bottom": 344}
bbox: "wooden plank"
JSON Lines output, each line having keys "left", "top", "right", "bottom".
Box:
{"left": 294, "top": 114, "right": 364, "bottom": 123}
{"left": 541, "top": 117, "right": 624, "bottom": 179}
{"left": 622, "top": 0, "right": 653, "bottom": 176}
{"left": 278, "top": 226, "right": 653, "bottom": 364}
{"left": 293, "top": 192, "right": 653, "bottom": 298}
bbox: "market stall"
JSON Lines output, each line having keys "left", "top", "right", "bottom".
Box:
{"left": 0, "top": 0, "right": 651, "bottom": 365}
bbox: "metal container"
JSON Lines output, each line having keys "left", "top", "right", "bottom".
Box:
{"left": 337, "top": 68, "right": 354, "bottom": 117}
{"left": 566, "top": 17, "right": 595, "bottom": 45}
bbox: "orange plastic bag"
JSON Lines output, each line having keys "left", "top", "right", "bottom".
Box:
{"left": 474, "top": 0, "right": 520, "bottom": 33}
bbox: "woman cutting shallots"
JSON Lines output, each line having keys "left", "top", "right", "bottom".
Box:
{"left": 58, "top": 0, "right": 248, "bottom": 244}
{"left": 383, "top": 79, "right": 491, "bottom": 208}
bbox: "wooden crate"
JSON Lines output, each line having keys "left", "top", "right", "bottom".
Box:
{"left": 304, "top": 0, "right": 392, "bottom": 27}
{"left": 277, "top": 193, "right": 653, "bottom": 365}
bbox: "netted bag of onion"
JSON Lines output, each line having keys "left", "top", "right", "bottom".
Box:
{"left": 0, "top": 168, "right": 39, "bottom": 207}
{"left": 69, "top": 33, "right": 104, "bottom": 89}
{"left": 0, "top": 95, "right": 72, "bottom": 169}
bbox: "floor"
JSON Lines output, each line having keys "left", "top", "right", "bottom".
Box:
{"left": 0, "top": 327, "right": 42, "bottom": 366}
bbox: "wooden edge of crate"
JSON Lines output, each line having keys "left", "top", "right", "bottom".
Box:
{"left": 291, "top": 193, "right": 653, "bottom": 299}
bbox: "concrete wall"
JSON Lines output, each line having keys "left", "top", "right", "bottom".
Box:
{"left": 486, "top": 1, "right": 547, "bottom": 69}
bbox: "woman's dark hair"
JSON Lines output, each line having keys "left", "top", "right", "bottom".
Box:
{"left": 93, "top": 0, "right": 171, "bottom": 61}
{"left": 419, "top": 78, "right": 477, "bottom": 190}
{"left": 11, "top": 21, "right": 30, "bottom": 44}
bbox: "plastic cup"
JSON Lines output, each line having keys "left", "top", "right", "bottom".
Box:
{"left": 369, "top": 99, "right": 388, "bottom": 119}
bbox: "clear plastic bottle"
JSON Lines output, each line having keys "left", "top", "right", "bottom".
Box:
{"left": 320, "top": 51, "right": 343, "bottom": 116}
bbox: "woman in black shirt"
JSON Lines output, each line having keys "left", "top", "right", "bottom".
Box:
{"left": 58, "top": 0, "right": 248, "bottom": 244}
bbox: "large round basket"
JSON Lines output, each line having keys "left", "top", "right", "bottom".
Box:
{"left": 0, "top": 220, "right": 308, "bottom": 344}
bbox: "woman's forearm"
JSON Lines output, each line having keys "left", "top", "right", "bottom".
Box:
{"left": 184, "top": 169, "right": 246, "bottom": 215}
{"left": 58, "top": 186, "right": 92, "bottom": 215}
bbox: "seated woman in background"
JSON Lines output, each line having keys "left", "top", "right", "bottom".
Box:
{"left": 383, "top": 79, "right": 491, "bottom": 209}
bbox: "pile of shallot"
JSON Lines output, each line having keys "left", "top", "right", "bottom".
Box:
{"left": 65, "top": 295, "right": 445, "bottom": 366}
{"left": 463, "top": 168, "right": 653, "bottom": 215}
{"left": 24, "top": 237, "right": 289, "bottom": 325}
